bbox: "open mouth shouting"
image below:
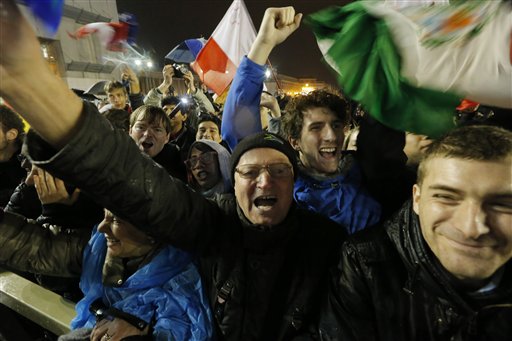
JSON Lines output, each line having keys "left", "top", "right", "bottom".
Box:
{"left": 253, "top": 195, "right": 278, "bottom": 210}
{"left": 319, "top": 147, "right": 337, "bottom": 159}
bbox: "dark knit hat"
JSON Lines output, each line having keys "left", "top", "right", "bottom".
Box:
{"left": 230, "top": 132, "right": 298, "bottom": 182}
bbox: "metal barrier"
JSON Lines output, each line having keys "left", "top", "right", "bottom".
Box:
{"left": 0, "top": 269, "right": 75, "bottom": 336}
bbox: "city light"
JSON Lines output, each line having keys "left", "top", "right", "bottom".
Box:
{"left": 134, "top": 59, "right": 142, "bottom": 66}
{"left": 146, "top": 60, "right": 153, "bottom": 68}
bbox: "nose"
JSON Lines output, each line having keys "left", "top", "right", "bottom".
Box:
{"left": 97, "top": 218, "right": 112, "bottom": 234}
{"left": 455, "top": 201, "right": 490, "bottom": 239}
{"left": 256, "top": 168, "right": 274, "bottom": 188}
{"left": 322, "top": 124, "right": 337, "bottom": 141}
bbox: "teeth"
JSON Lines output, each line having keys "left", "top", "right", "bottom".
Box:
{"left": 320, "top": 148, "right": 336, "bottom": 153}
{"left": 259, "top": 196, "right": 276, "bottom": 200}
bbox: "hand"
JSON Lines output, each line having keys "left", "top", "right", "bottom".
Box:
{"left": 183, "top": 71, "right": 196, "bottom": 93}
{"left": 0, "top": 0, "right": 83, "bottom": 148}
{"left": 248, "top": 7, "right": 302, "bottom": 65}
{"left": 33, "top": 168, "right": 80, "bottom": 205}
{"left": 260, "top": 92, "right": 281, "bottom": 118}
{"left": 90, "top": 317, "right": 150, "bottom": 341}
{"left": 120, "top": 65, "right": 140, "bottom": 94}
{"left": 0, "top": 0, "right": 50, "bottom": 97}
{"left": 158, "top": 65, "right": 174, "bottom": 94}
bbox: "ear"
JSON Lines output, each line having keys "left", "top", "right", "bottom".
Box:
{"left": 5, "top": 129, "right": 18, "bottom": 142}
{"left": 289, "top": 137, "right": 301, "bottom": 152}
{"left": 412, "top": 184, "right": 421, "bottom": 215}
{"left": 164, "top": 133, "right": 170, "bottom": 144}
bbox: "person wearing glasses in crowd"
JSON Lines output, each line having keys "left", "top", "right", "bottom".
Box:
{"left": 185, "top": 139, "right": 232, "bottom": 198}
{"left": 0, "top": 4, "right": 345, "bottom": 339}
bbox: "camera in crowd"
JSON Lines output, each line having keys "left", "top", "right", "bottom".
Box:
{"left": 172, "top": 63, "right": 190, "bottom": 78}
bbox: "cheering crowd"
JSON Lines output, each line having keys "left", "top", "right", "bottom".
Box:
{"left": 0, "top": 1, "right": 511, "bottom": 341}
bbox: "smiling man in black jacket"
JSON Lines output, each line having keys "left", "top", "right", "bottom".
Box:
{"left": 319, "top": 125, "right": 512, "bottom": 341}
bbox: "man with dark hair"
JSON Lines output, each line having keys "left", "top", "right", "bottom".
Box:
{"left": 129, "top": 105, "right": 185, "bottom": 181}
{"left": 319, "top": 125, "right": 512, "bottom": 341}
{"left": 221, "top": 7, "right": 381, "bottom": 234}
{"left": 196, "top": 113, "right": 231, "bottom": 151}
{"left": 0, "top": 105, "right": 26, "bottom": 206}
{"left": 160, "top": 95, "right": 197, "bottom": 162}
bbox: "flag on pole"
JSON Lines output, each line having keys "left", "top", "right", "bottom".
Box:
{"left": 191, "top": 0, "right": 257, "bottom": 96}
{"left": 306, "top": 0, "right": 512, "bottom": 137}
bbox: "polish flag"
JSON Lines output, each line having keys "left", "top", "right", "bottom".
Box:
{"left": 192, "top": 0, "right": 256, "bottom": 95}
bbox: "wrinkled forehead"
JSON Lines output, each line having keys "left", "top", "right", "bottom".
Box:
{"left": 237, "top": 147, "right": 290, "bottom": 166}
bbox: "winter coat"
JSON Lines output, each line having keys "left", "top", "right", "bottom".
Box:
{"left": 0, "top": 210, "right": 213, "bottom": 340}
{"left": 318, "top": 201, "right": 512, "bottom": 341}
{"left": 25, "top": 102, "right": 347, "bottom": 341}
{"left": 221, "top": 56, "right": 381, "bottom": 234}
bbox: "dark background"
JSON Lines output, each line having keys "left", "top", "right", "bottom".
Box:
{"left": 116, "top": 0, "right": 352, "bottom": 85}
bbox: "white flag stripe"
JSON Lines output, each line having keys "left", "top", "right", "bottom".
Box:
{"left": 211, "top": 0, "right": 257, "bottom": 66}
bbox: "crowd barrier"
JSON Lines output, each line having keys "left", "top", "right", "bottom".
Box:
{"left": 0, "top": 269, "right": 75, "bottom": 336}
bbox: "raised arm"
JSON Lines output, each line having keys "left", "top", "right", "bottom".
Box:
{"left": 0, "top": 0, "right": 83, "bottom": 148}
{"left": 221, "top": 7, "right": 302, "bottom": 150}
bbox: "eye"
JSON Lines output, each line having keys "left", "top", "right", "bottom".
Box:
{"left": 486, "top": 201, "right": 512, "bottom": 214}
{"left": 432, "top": 193, "right": 458, "bottom": 203}
{"left": 332, "top": 122, "right": 344, "bottom": 130}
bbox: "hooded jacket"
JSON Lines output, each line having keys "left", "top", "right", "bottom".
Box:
{"left": 186, "top": 139, "right": 232, "bottom": 198}
{"left": 25, "top": 102, "right": 346, "bottom": 341}
{"left": 318, "top": 201, "right": 512, "bottom": 341}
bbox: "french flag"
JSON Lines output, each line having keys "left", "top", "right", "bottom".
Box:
{"left": 192, "top": 0, "right": 256, "bottom": 96}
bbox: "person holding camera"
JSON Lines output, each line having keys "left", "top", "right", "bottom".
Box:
{"left": 143, "top": 64, "right": 176, "bottom": 107}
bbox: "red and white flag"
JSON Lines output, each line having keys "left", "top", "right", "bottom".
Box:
{"left": 192, "top": 0, "right": 256, "bottom": 95}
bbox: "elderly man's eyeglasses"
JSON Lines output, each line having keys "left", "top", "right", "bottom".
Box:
{"left": 235, "top": 163, "right": 292, "bottom": 180}
{"left": 184, "top": 151, "right": 217, "bottom": 169}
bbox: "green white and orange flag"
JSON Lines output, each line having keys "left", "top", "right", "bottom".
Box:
{"left": 306, "top": 0, "right": 511, "bottom": 137}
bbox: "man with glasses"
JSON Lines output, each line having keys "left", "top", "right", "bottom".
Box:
{"left": 185, "top": 139, "right": 231, "bottom": 198}
{"left": 0, "top": 4, "right": 344, "bottom": 340}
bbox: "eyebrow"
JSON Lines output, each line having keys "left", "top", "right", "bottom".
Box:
{"left": 428, "top": 185, "right": 512, "bottom": 198}
{"left": 427, "top": 185, "right": 465, "bottom": 195}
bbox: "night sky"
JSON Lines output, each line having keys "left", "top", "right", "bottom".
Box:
{"left": 116, "top": 0, "right": 352, "bottom": 85}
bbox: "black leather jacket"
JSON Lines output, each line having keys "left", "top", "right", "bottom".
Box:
{"left": 319, "top": 201, "right": 512, "bottom": 341}
{"left": 26, "top": 102, "right": 346, "bottom": 341}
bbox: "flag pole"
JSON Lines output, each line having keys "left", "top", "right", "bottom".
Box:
{"left": 266, "top": 59, "right": 282, "bottom": 92}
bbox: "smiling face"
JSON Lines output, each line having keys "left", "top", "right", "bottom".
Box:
{"left": 234, "top": 148, "right": 294, "bottom": 227}
{"left": 196, "top": 121, "right": 221, "bottom": 143}
{"left": 290, "top": 107, "right": 346, "bottom": 175}
{"left": 413, "top": 157, "right": 512, "bottom": 287}
{"left": 97, "top": 210, "right": 154, "bottom": 258}
{"left": 188, "top": 147, "right": 220, "bottom": 190}
{"left": 129, "top": 118, "right": 170, "bottom": 157}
